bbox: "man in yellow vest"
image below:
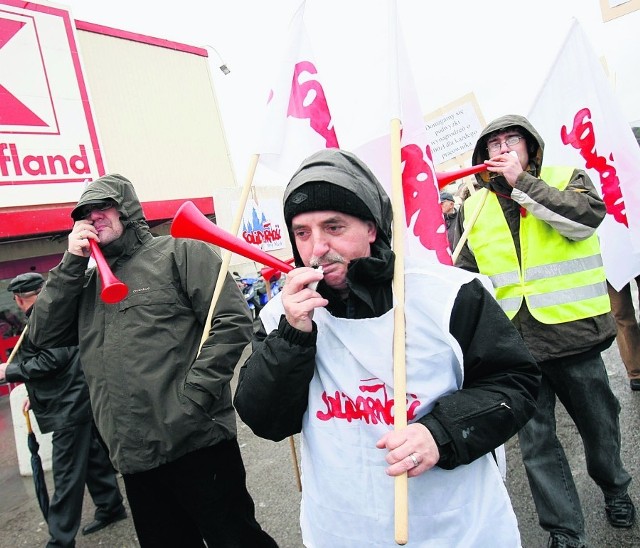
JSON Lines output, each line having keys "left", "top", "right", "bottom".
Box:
{"left": 454, "top": 114, "right": 634, "bottom": 548}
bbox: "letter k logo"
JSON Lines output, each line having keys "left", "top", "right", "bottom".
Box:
{"left": 0, "top": 15, "right": 52, "bottom": 129}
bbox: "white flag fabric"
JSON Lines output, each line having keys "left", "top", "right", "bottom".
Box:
{"left": 253, "top": 1, "right": 338, "bottom": 183}
{"left": 353, "top": 3, "right": 451, "bottom": 265}
{"left": 528, "top": 18, "right": 640, "bottom": 290}
{"left": 253, "top": 0, "right": 450, "bottom": 264}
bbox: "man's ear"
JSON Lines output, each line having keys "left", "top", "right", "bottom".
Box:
{"left": 14, "top": 295, "right": 25, "bottom": 311}
{"left": 367, "top": 221, "right": 377, "bottom": 243}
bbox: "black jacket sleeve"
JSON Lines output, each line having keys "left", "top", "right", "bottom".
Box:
{"left": 420, "top": 278, "right": 540, "bottom": 468}
{"left": 234, "top": 315, "right": 317, "bottom": 441}
{"left": 5, "top": 344, "right": 74, "bottom": 383}
{"left": 235, "top": 279, "right": 540, "bottom": 469}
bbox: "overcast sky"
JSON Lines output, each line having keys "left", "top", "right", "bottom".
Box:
{"left": 58, "top": 0, "right": 640, "bottom": 182}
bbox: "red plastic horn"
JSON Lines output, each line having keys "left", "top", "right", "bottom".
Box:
{"left": 261, "top": 259, "right": 295, "bottom": 282}
{"left": 435, "top": 163, "right": 487, "bottom": 188}
{"left": 89, "top": 240, "right": 129, "bottom": 303}
{"left": 171, "top": 201, "right": 294, "bottom": 274}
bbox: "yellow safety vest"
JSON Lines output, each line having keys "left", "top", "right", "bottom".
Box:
{"left": 463, "top": 166, "right": 610, "bottom": 324}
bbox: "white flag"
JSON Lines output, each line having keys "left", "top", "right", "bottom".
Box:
{"left": 528, "top": 18, "right": 640, "bottom": 290}
{"left": 354, "top": 2, "right": 451, "bottom": 265}
{"left": 254, "top": 1, "right": 338, "bottom": 183}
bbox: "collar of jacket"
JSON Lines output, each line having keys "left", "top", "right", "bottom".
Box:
{"left": 320, "top": 242, "right": 395, "bottom": 319}
{"left": 101, "top": 222, "right": 153, "bottom": 262}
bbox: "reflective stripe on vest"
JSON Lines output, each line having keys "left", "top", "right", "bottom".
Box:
{"left": 463, "top": 166, "right": 610, "bottom": 324}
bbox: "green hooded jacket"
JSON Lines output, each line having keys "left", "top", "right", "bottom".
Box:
{"left": 29, "top": 175, "right": 252, "bottom": 474}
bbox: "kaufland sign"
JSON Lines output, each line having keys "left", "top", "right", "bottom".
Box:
{"left": 0, "top": 0, "right": 103, "bottom": 209}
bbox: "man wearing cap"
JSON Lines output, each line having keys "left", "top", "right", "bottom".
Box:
{"left": 1, "top": 272, "right": 126, "bottom": 547}
{"left": 28, "top": 175, "right": 277, "bottom": 547}
{"left": 439, "top": 190, "right": 458, "bottom": 249}
{"left": 234, "top": 149, "right": 540, "bottom": 546}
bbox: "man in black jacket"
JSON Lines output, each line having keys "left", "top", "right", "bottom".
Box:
{"left": 234, "top": 149, "right": 540, "bottom": 546}
{"left": 0, "top": 272, "right": 126, "bottom": 547}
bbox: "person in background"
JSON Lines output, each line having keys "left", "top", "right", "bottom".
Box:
{"left": 458, "top": 179, "right": 483, "bottom": 202}
{"left": 0, "top": 308, "right": 23, "bottom": 338}
{"left": 608, "top": 276, "right": 640, "bottom": 391}
{"left": 0, "top": 272, "right": 126, "bottom": 547}
{"left": 439, "top": 190, "right": 458, "bottom": 249}
{"left": 234, "top": 148, "right": 540, "bottom": 546}
{"left": 454, "top": 114, "right": 635, "bottom": 547}
{"left": 607, "top": 125, "right": 640, "bottom": 391}
{"left": 28, "top": 175, "right": 277, "bottom": 548}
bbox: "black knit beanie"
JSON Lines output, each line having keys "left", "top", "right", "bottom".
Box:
{"left": 284, "top": 182, "right": 374, "bottom": 227}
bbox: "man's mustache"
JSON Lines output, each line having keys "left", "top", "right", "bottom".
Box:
{"left": 310, "top": 253, "right": 345, "bottom": 268}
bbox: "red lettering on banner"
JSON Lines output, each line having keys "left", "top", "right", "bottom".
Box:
{"left": 288, "top": 61, "right": 339, "bottom": 148}
{"left": 401, "top": 142, "right": 452, "bottom": 264}
{"left": 316, "top": 378, "right": 421, "bottom": 425}
{"left": 560, "top": 108, "right": 627, "bottom": 227}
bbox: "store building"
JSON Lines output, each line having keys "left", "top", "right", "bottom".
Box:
{"left": 0, "top": 1, "right": 240, "bottom": 386}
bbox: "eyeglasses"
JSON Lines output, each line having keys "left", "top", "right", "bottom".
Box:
{"left": 486, "top": 135, "right": 524, "bottom": 154}
{"left": 77, "top": 201, "right": 115, "bottom": 220}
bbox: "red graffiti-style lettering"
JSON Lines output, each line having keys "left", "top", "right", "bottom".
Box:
{"left": 288, "top": 61, "right": 339, "bottom": 148}
{"left": 401, "top": 143, "right": 452, "bottom": 264}
{"left": 243, "top": 222, "right": 282, "bottom": 246}
{"left": 560, "top": 107, "right": 627, "bottom": 226}
{"left": 316, "top": 378, "right": 421, "bottom": 425}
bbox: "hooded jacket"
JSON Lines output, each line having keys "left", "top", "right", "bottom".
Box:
{"left": 454, "top": 114, "right": 616, "bottom": 362}
{"left": 29, "top": 174, "right": 252, "bottom": 474}
{"left": 235, "top": 149, "right": 539, "bottom": 469}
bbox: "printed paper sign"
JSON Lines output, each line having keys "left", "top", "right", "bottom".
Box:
{"left": 234, "top": 198, "right": 286, "bottom": 252}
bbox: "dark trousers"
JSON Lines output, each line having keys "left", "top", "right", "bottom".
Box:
{"left": 122, "top": 439, "right": 278, "bottom": 548}
{"left": 517, "top": 353, "right": 632, "bottom": 543}
{"left": 47, "top": 420, "right": 125, "bottom": 548}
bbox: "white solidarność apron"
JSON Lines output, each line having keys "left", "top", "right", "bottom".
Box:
{"left": 260, "top": 261, "right": 521, "bottom": 547}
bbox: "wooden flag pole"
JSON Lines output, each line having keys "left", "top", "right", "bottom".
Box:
{"left": 5, "top": 324, "right": 28, "bottom": 365}
{"left": 388, "top": 0, "right": 408, "bottom": 543}
{"left": 386, "top": 0, "right": 409, "bottom": 542}
{"left": 198, "top": 154, "right": 259, "bottom": 352}
{"left": 390, "top": 117, "right": 409, "bottom": 545}
{"left": 451, "top": 188, "right": 489, "bottom": 264}
{"left": 195, "top": 153, "right": 302, "bottom": 493}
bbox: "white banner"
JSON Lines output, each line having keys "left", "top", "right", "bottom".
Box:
{"left": 253, "top": 0, "right": 450, "bottom": 264}
{"left": 528, "top": 18, "right": 640, "bottom": 290}
{"left": 354, "top": 1, "right": 450, "bottom": 264}
{"left": 253, "top": 1, "right": 338, "bottom": 183}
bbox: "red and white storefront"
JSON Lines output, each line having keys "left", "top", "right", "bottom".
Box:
{"left": 0, "top": 0, "right": 237, "bottom": 391}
